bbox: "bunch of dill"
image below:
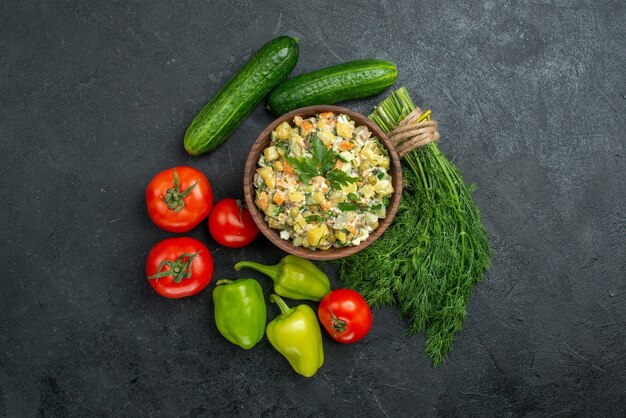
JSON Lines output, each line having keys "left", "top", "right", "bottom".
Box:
{"left": 337, "top": 87, "right": 492, "bottom": 366}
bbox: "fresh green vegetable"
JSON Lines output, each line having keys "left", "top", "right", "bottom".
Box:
{"left": 266, "top": 59, "right": 397, "bottom": 115}
{"left": 286, "top": 135, "right": 357, "bottom": 189}
{"left": 235, "top": 255, "right": 331, "bottom": 302}
{"left": 337, "top": 87, "right": 492, "bottom": 366}
{"left": 184, "top": 36, "right": 299, "bottom": 155}
{"left": 266, "top": 294, "right": 324, "bottom": 377}
{"left": 305, "top": 214, "right": 325, "bottom": 223}
{"left": 337, "top": 202, "right": 360, "bottom": 211}
{"left": 212, "top": 278, "right": 266, "bottom": 350}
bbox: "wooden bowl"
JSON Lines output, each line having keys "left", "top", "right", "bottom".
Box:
{"left": 243, "top": 105, "right": 402, "bottom": 261}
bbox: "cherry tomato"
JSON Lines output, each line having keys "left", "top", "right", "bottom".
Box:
{"left": 208, "top": 199, "right": 259, "bottom": 248}
{"left": 146, "top": 166, "right": 213, "bottom": 233}
{"left": 318, "top": 289, "right": 372, "bottom": 343}
{"left": 146, "top": 237, "right": 213, "bottom": 298}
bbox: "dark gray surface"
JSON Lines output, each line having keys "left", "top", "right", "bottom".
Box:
{"left": 1, "top": 0, "right": 625, "bottom": 416}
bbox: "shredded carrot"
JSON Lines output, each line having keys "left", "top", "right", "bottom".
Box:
{"left": 283, "top": 159, "right": 294, "bottom": 174}
{"left": 320, "top": 200, "right": 332, "bottom": 211}
{"left": 319, "top": 112, "right": 334, "bottom": 119}
{"left": 339, "top": 141, "right": 355, "bottom": 150}
{"left": 257, "top": 192, "right": 268, "bottom": 210}
{"left": 300, "top": 121, "right": 314, "bottom": 136}
{"left": 273, "top": 191, "right": 285, "bottom": 205}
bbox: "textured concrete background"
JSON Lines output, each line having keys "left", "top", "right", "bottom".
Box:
{"left": 1, "top": 0, "right": 625, "bottom": 416}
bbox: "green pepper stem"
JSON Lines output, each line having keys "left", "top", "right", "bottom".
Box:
{"left": 215, "top": 279, "right": 234, "bottom": 286}
{"left": 269, "top": 294, "right": 292, "bottom": 316}
{"left": 234, "top": 260, "right": 280, "bottom": 282}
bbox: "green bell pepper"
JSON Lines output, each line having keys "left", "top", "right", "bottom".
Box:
{"left": 213, "top": 278, "right": 266, "bottom": 350}
{"left": 234, "top": 255, "right": 331, "bottom": 301}
{"left": 266, "top": 294, "right": 324, "bottom": 377}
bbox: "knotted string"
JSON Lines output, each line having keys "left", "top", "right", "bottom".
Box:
{"left": 388, "top": 108, "right": 440, "bottom": 157}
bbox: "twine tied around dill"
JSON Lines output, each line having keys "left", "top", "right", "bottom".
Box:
{"left": 388, "top": 108, "right": 440, "bottom": 157}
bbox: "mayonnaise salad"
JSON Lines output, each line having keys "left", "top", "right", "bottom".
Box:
{"left": 254, "top": 112, "right": 393, "bottom": 250}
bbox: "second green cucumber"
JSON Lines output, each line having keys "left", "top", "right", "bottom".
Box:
{"left": 266, "top": 59, "right": 397, "bottom": 115}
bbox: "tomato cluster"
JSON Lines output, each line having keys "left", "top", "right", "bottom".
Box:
{"left": 145, "top": 166, "right": 259, "bottom": 298}
{"left": 143, "top": 165, "right": 373, "bottom": 345}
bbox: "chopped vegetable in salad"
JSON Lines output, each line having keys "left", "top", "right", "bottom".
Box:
{"left": 254, "top": 112, "right": 394, "bottom": 250}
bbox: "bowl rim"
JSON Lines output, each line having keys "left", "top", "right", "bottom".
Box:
{"left": 243, "top": 105, "right": 402, "bottom": 261}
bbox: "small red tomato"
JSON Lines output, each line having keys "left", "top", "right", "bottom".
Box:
{"left": 146, "top": 166, "right": 213, "bottom": 233}
{"left": 146, "top": 237, "right": 213, "bottom": 298}
{"left": 318, "top": 289, "right": 372, "bottom": 344}
{"left": 208, "top": 199, "right": 259, "bottom": 248}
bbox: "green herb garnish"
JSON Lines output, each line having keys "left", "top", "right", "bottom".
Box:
{"left": 285, "top": 156, "right": 317, "bottom": 183}
{"left": 346, "top": 192, "right": 359, "bottom": 202}
{"left": 337, "top": 202, "right": 359, "bottom": 211}
{"left": 337, "top": 88, "right": 492, "bottom": 366}
{"left": 287, "top": 135, "right": 357, "bottom": 189}
{"left": 305, "top": 214, "right": 325, "bottom": 223}
{"left": 325, "top": 170, "right": 358, "bottom": 190}
{"left": 276, "top": 141, "right": 290, "bottom": 152}
{"left": 372, "top": 168, "right": 386, "bottom": 179}
{"left": 312, "top": 133, "right": 336, "bottom": 173}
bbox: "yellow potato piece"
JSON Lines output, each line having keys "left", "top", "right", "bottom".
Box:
{"left": 275, "top": 122, "right": 292, "bottom": 140}
{"left": 317, "top": 128, "right": 335, "bottom": 146}
{"left": 334, "top": 230, "right": 347, "bottom": 242}
{"left": 288, "top": 191, "right": 304, "bottom": 203}
{"left": 374, "top": 180, "right": 393, "bottom": 196}
{"left": 337, "top": 122, "right": 353, "bottom": 139}
{"left": 342, "top": 182, "right": 357, "bottom": 194}
{"left": 264, "top": 146, "right": 279, "bottom": 162}
{"left": 257, "top": 167, "right": 275, "bottom": 189}
{"left": 307, "top": 224, "right": 329, "bottom": 247}
{"left": 294, "top": 215, "right": 307, "bottom": 232}
{"left": 360, "top": 185, "right": 375, "bottom": 199}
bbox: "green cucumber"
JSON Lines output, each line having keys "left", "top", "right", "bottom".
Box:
{"left": 184, "top": 36, "right": 299, "bottom": 155}
{"left": 266, "top": 59, "right": 397, "bottom": 115}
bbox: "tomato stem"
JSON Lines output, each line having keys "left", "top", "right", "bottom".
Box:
{"left": 328, "top": 307, "right": 347, "bottom": 335}
{"left": 161, "top": 168, "right": 200, "bottom": 212}
{"left": 148, "top": 251, "right": 200, "bottom": 283}
{"left": 236, "top": 199, "right": 245, "bottom": 223}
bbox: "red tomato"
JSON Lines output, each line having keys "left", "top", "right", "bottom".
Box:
{"left": 208, "top": 199, "right": 259, "bottom": 248}
{"left": 146, "top": 166, "right": 213, "bottom": 233}
{"left": 318, "top": 289, "right": 372, "bottom": 343}
{"left": 146, "top": 237, "right": 213, "bottom": 298}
